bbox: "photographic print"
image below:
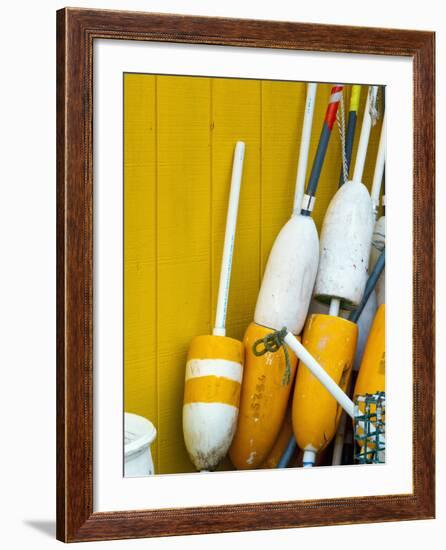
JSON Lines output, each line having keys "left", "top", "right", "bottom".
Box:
{"left": 57, "top": 8, "right": 434, "bottom": 541}
{"left": 123, "top": 76, "right": 386, "bottom": 476}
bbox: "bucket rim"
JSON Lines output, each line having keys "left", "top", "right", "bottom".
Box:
{"left": 124, "top": 412, "right": 157, "bottom": 457}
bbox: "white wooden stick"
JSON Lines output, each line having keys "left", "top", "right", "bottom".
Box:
{"left": 293, "top": 83, "right": 318, "bottom": 215}
{"left": 213, "top": 141, "right": 245, "bottom": 336}
{"left": 370, "top": 112, "right": 386, "bottom": 216}
{"left": 284, "top": 331, "right": 385, "bottom": 445}
{"left": 284, "top": 332, "right": 355, "bottom": 417}
{"left": 329, "top": 297, "right": 341, "bottom": 317}
{"left": 352, "top": 86, "right": 379, "bottom": 184}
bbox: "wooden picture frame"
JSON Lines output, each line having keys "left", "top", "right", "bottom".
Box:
{"left": 56, "top": 7, "right": 435, "bottom": 542}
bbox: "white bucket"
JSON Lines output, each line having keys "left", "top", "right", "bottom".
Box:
{"left": 124, "top": 412, "right": 157, "bottom": 477}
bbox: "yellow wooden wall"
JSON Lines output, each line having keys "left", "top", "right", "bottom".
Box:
{"left": 124, "top": 74, "right": 383, "bottom": 474}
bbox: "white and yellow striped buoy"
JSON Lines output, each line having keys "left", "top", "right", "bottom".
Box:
{"left": 184, "top": 335, "right": 244, "bottom": 471}
{"left": 183, "top": 142, "right": 245, "bottom": 471}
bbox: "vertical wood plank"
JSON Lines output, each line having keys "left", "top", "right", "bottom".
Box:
{"left": 211, "top": 78, "right": 261, "bottom": 342}
{"left": 123, "top": 74, "right": 159, "bottom": 471}
{"left": 156, "top": 75, "right": 211, "bottom": 474}
{"left": 261, "top": 80, "right": 305, "bottom": 272}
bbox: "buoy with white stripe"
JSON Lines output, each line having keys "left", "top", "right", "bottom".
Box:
{"left": 183, "top": 142, "right": 245, "bottom": 472}
{"left": 230, "top": 85, "right": 344, "bottom": 470}
{"left": 291, "top": 88, "right": 379, "bottom": 468}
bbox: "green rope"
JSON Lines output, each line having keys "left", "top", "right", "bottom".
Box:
{"left": 252, "top": 327, "right": 292, "bottom": 386}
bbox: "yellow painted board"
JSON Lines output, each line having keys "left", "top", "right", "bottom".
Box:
{"left": 211, "top": 78, "right": 261, "bottom": 342}
{"left": 156, "top": 76, "right": 212, "bottom": 474}
{"left": 123, "top": 74, "right": 159, "bottom": 471}
{"left": 261, "top": 80, "right": 306, "bottom": 271}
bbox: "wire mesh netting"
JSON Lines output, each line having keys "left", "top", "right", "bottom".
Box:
{"left": 354, "top": 392, "right": 386, "bottom": 464}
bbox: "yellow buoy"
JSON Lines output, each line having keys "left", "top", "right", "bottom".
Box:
{"left": 261, "top": 406, "right": 294, "bottom": 469}
{"left": 354, "top": 304, "right": 385, "bottom": 402}
{"left": 292, "top": 314, "right": 358, "bottom": 466}
{"left": 229, "top": 323, "right": 298, "bottom": 469}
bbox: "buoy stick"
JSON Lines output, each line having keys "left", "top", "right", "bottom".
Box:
{"left": 277, "top": 437, "right": 297, "bottom": 469}
{"left": 352, "top": 86, "right": 379, "bottom": 184}
{"left": 284, "top": 332, "right": 355, "bottom": 418}
{"left": 301, "top": 85, "right": 343, "bottom": 216}
{"left": 370, "top": 112, "right": 386, "bottom": 216}
{"left": 213, "top": 141, "right": 245, "bottom": 337}
{"left": 331, "top": 410, "right": 348, "bottom": 465}
{"left": 349, "top": 249, "right": 385, "bottom": 324}
{"left": 293, "top": 83, "right": 318, "bottom": 215}
{"left": 328, "top": 297, "right": 341, "bottom": 317}
{"left": 339, "top": 85, "right": 361, "bottom": 186}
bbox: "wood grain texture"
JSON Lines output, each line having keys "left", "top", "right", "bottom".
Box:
{"left": 123, "top": 74, "right": 159, "bottom": 470}
{"left": 57, "top": 7, "right": 435, "bottom": 542}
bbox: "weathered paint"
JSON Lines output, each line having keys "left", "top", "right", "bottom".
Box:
{"left": 314, "top": 181, "right": 374, "bottom": 308}
{"left": 254, "top": 215, "right": 319, "bottom": 334}
{"left": 229, "top": 323, "right": 298, "bottom": 470}
{"left": 260, "top": 407, "right": 294, "bottom": 469}
{"left": 183, "top": 334, "right": 243, "bottom": 471}
{"left": 183, "top": 403, "right": 239, "bottom": 471}
{"left": 292, "top": 314, "right": 358, "bottom": 455}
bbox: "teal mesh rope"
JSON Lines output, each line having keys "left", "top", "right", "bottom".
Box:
{"left": 252, "top": 327, "right": 292, "bottom": 386}
{"left": 354, "top": 392, "right": 386, "bottom": 464}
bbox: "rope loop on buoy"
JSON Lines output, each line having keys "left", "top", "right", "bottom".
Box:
{"left": 252, "top": 327, "right": 292, "bottom": 386}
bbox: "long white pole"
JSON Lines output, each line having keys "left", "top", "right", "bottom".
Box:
{"left": 352, "top": 86, "right": 379, "bottom": 184}
{"left": 370, "top": 112, "right": 386, "bottom": 217}
{"left": 284, "top": 332, "right": 355, "bottom": 417}
{"left": 213, "top": 141, "right": 245, "bottom": 337}
{"left": 293, "top": 83, "right": 318, "bottom": 215}
{"left": 284, "top": 331, "right": 385, "bottom": 446}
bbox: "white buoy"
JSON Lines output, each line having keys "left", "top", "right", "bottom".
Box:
{"left": 254, "top": 84, "right": 344, "bottom": 335}
{"left": 314, "top": 86, "right": 378, "bottom": 309}
{"left": 254, "top": 214, "right": 319, "bottom": 334}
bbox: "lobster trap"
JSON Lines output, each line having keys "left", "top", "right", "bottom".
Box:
{"left": 354, "top": 392, "right": 386, "bottom": 464}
